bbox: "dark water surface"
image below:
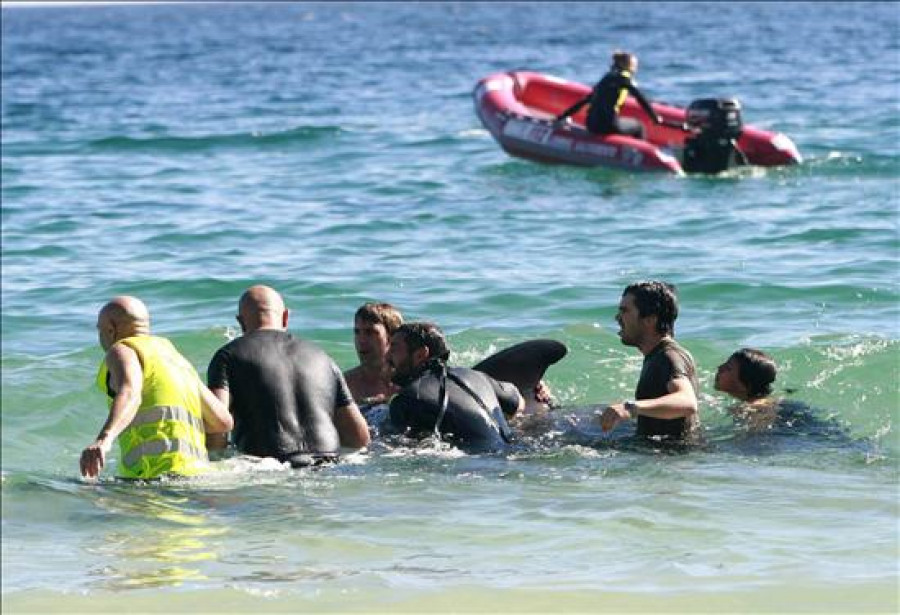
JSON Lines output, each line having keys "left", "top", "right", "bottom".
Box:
{"left": 2, "top": 2, "right": 898, "bottom": 612}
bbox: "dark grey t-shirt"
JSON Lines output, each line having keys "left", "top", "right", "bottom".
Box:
{"left": 635, "top": 338, "right": 700, "bottom": 440}
{"left": 388, "top": 366, "right": 520, "bottom": 452}
{"left": 208, "top": 329, "right": 353, "bottom": 458}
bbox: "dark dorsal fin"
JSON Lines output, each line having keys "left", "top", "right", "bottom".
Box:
{"left": 473, "top": 339, "right": 568, "bottom": 394}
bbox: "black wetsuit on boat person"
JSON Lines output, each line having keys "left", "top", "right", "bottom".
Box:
{"left": 555, "top": 52, "right": 661, "bottom": 139}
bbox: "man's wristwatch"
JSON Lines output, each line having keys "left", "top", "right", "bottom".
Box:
{"left": 623, "top": 400, "right": 639, "bottom": 415}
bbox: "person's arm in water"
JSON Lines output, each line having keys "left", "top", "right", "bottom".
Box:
{"left": 334, "top": 402, "right": 371, "bottom": 449}
{"left": 80, "top": 343, "right": 144, "bottom": 479}
{"left": 204, "top": 385, "right": 233, "bottom": 449}
{"left": 331, "top": 362, "right": 371, "bottom": 449}
{"left": 599, "top": 376, "right": 698, "bottom": 432}
{"left": 205, "top": 348, "right": 233, "bottom": 451}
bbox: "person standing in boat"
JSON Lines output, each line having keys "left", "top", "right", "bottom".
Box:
{"left": 554, "top": 51, "right": 662, "bottom": 139}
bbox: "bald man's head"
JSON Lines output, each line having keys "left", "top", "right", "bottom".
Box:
{"left": 97, "top": 296, "right": 151, "bottom": 350}
{"left": 237, "top": 285, "right": 289, "bottom": 333}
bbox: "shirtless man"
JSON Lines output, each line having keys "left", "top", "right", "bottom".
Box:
{"left": 343, "top": 302, "right": 403, "bottom": 410}
{"left": 206, "top": 285, "right": 370, "bottom": 467}
{"left": 81, "top": 296, "right": 233, "bottom": 480}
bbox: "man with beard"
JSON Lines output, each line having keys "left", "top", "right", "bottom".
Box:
{"left": 386, "top": 322, "right": 524, "bottom": 452}
{"left": 597, "top": 281, "right": 700, "bottom": 442}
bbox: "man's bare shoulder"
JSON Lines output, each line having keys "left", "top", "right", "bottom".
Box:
{"left": 343, "top": 365, "right": 363, "bottom": 382}
{"left": 106, "top": 340, "right": 140, "bottom": 365}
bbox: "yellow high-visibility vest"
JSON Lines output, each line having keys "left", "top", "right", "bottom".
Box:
{"left": 97, "top": 335, "right": 209, "bottom": 479}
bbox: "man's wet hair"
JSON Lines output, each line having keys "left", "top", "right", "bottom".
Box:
{"left": 624, "top": 280, "right": 679, "bottom": 335}
{"left": 394, "top": 322, "right": 450, "bottom": 363}
{"left": 355, "top": 302, "right": 403, "bottom": 335}
{"left": 731, "top": 348, "right": 777, "bottom": 398}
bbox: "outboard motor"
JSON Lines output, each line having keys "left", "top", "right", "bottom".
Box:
{"left": 683, "top": 98, "right": 747, "bottom": 174}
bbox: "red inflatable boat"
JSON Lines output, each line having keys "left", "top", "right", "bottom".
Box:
{"left": 473, "top": 71, "right": 802, "bottom": 175}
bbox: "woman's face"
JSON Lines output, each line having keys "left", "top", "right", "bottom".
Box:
{"left": 714, "top": 356, "right": 747, "bottom": 398}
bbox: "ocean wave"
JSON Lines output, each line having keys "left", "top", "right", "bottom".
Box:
{"left": 87, "top": 126, "right": 344, "bottom": 152}
{"left": 797, "top": 151, "right": 900, "bottom": 177}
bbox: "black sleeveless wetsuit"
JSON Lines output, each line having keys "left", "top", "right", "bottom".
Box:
{"left": 207, "top": 329, "right": 353, "bottom": 461}
{"left": 635, "top": 338, "right": 700, "bottom": 441}
{"left": 388, "top": 366, "right": 521, "bottom": 453}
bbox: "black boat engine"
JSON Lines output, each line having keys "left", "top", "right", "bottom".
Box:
{"left": 682, "top": 98, "right": 747, "bottom": 174}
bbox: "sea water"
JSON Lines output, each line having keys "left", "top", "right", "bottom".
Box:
{"left": 1, "top": 2, "right": 898, "bottom": 613}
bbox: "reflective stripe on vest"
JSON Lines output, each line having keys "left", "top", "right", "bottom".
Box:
{"left": 128, "top": 405, "right": 205, "bottom": 434}
{"left": 123, "top": 437, "right": 208, "bottom": 469}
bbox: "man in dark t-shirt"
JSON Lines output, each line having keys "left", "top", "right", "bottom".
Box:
{"left": 206, "top": 285, "right": 370, "bottom": 466}
{"left": 386, "top": 322, "right": 524, "bottom": 453}
{"left": 598, "top": 281, "right": 699, "bottom": 442}
{"left": 634, "top": 338, "right": 700, "bottom": 440}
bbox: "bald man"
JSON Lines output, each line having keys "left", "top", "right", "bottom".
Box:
{"left": 207, "top": 285, "right": 370, "bottom": 467}
{"left": 81, "top": 296, "right": 234, "bottom": 480}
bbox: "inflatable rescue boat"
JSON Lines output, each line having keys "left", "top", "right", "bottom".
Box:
{"left": 473, "top": 71, "right": 802, "bottom": 175}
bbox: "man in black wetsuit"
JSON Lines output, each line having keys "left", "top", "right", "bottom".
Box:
{"left": 386, "top": 322, "right": 524, "bottom": 452}
{"left": 598, "top": 281, "right": 700, "bottom": 442}
{"left": 554, "top": 51, "right": 661, "bottom": 139}
{"left": 206, "top": 285, "right": 370, "bottom": 467}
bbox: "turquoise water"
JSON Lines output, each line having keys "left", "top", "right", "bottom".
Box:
{"left": 2, "top": 2, "right": 898, "bottom": 612}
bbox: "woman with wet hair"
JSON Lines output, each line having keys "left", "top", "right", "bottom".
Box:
{"left": 715, "top": 347, "right": 780, "bottom": 433}
{"left": 715, "top": 347, "right": 777, "bottom": 402}
{"left": 714, "top": 347, "right": 854, "bottom": 444}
